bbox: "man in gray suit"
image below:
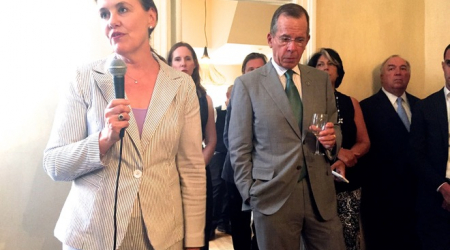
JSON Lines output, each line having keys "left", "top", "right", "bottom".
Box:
{"left": 227, "top": 3, "right": 345, "bottom": 250}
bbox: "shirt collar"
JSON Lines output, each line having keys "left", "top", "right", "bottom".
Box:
{"left": 382, "top": 87, "right": 408, "bottom": 105}
{"left": 270, "top": 59, "right": 300, "bottom": 77}
{"left": 444, "top": 86, "right": 450, "bottom": 99}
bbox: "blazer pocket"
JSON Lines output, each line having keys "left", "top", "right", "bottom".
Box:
{"left": 252, "top": 167, "right": 274, "bottom": 181}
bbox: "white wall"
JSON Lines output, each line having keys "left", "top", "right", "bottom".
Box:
{"left": 0, "top": 1, "right": 111, "bottom": 249}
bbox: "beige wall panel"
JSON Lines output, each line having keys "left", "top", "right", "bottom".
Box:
{"left": 227, "top": 2, "right": 278, "bottom": 45}
{"left": 315, "top": 0, "right": 425, "bottom": 100}
{"left": 424, "top": 0, "right": 450, "bottom": 96}
{"left": 180, "top": 0, "right": 239, "bottom": 49}
{"left": 180, "top": 0, "right": 218, "bottom": 47}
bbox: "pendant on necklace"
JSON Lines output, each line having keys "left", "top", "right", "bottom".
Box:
{"left": 126, "top": 74, "right": 138, "bottom": 84}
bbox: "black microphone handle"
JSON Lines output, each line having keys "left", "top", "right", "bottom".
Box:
{"left": 113, "top": 76, "right": 125, "bottom": 99}
{"left": 113, "top": 75, "right": 125, "bottom": 138}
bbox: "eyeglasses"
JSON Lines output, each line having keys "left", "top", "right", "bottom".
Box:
{"left": 444, "top": 59, "right": 450, "bottom": 67}
{"left": 276, "top": 36, "right": 307, "bottom": 47}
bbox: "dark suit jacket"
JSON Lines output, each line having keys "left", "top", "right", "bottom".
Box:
{"left": 215, "top": 106, "right": 227, "bottom": 153}
{"left": 360, "top": 89, "right": 419, "bottom": 204}
{"left": 410, "top": 88, "right": 450, "bottom": 216}
{"left": 360, "top": 89, "right": 420, "bottom": 250}
{"left": 228, "top": 62, "right": 341, "bottom": 219}
{"left": 221, "top": 102, "right": 234, "bottom": 184}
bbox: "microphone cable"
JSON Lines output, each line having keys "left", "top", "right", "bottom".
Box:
{"left": 108, "top": 57, "right": 127, "bottom": 250}
{"left": 113, "top": 136, "right": 124, "bottom": 250}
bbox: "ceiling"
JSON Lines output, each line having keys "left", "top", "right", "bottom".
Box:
{"left": 192, "top": 0, "right": 281, "bottom": 65}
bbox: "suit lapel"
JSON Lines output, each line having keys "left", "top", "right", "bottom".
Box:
{"left": 140, "top": 61, "right": 181, "bottom": 152}
{"left": 433, "top": 88, "right": 448, "bottom": 150}
{"left": 260, "top": 63, "right": 301, "bottom": 138}
{"left": 375, "top": 90, "right": 395, "bottom": 113}
{"left": 299, "top": 65, "right": 313, "bottom": 141}
{"left": 406, "top": 92, "right": 418, "bottom": 109}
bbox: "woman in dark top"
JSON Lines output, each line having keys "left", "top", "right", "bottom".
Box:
{"left": 167, "top": 42, "right": 216, "bottom": 156}
{"left": 168, "top": 42, "right": 217, "bottom": 250}
{"left": 308, "top": 48, "right": 370, "bottom": 250}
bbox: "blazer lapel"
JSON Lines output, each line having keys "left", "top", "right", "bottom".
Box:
{"left": 140, "top": 61, "right": 181, "bottom": 152}
{"left": 92, "top": 57, "right": 144, "bottom": 155}
{"left": 92, "top": 59, "right": 116, "bottom": 104}
{"left": 260, "top": 63, "right": 301, "bottom": 138}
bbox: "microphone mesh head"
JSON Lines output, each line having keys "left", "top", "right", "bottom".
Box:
{"left": 108, "top": 58, "right": 127, "bottom": 76}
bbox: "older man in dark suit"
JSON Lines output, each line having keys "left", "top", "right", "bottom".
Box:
{"left": 410, "top": 44, "right": 450, "bottom": 250}
{"left": 360, "top": 55, "right": 421, "bottom": 250}
{"left": 227, "top": 3, "right": 345, "bottom": 250}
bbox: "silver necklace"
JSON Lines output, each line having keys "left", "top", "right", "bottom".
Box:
{"left": 126, "top": 74, "right": 138, "bottom": 84}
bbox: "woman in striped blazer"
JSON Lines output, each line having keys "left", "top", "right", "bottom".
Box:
{"left": 43, "top": 0, "right": 206, "bottom": 249}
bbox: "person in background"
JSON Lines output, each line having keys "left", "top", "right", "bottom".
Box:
{"left": 308, "top": 48, "right": 370, "bottom": 250}
{"left": 410, "top": 44, "right": 450, "bottom": 250}
{"left": 222, "top": 52, "right": 267, "bottom": 250}
{"left": 43, "top": 0, "right": 205, "bottom": 249}
{"left": 227, "top": 3, "right": 345, "bottom": 250}
{"left": 167, "top": 42, "right": 217, "bottom": 250}
{"left": 209, "top": 84, "right": 232, "bottom": 240}
{"left": 360, "top": 55, "right": 421, "bottom": 250}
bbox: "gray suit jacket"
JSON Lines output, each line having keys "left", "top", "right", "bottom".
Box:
{"left": 44, "top": 55, "right": 206, "bottom": 250}
{"left": 228, "top": 62, "right": 341, "bottom": 220}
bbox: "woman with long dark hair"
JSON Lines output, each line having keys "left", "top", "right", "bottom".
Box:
{"left": 168, "top": 42, "right": 217, "bottom": 250}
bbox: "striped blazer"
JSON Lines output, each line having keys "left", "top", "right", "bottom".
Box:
{"left": 44, "top": 54, "right": 206, "bottom": 250}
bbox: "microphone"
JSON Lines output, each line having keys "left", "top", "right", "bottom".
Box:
{"left": 108, "top": 58, "right": 127, "bottom": 138}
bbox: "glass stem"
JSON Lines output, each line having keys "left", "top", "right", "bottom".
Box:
{"left": 315, "top": 138, "right": 320, "bottom": 155}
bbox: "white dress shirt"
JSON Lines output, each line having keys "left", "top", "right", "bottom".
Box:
{"left": 382, "top": 87, "right": 412, "bottom": 123}
{"left": 444, "top": 87, "right": 450, "bottom": 179}
{"left": 271, "top": 59, "right": 302, "bottom": 99}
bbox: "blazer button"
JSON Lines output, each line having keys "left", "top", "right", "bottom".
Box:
{"left": 296, "top": 165, "right": 301, "bottom": 170}
{"left": 133, "top": 170, "right": 142, "bottom": 179}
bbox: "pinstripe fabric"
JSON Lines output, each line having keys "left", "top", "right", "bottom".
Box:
{"left": 119, "top": 195, "right": 153, "bottom": 250}
{"left": 44, "top": 54, "right": 206, "bottom": 250}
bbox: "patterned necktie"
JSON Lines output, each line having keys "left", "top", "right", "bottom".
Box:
{"left": 285, "top": 69, "right": 303, "bottom": 126}
{"left": 285, "top": 70, "right": 307, "bottom": 181}
{"left": 397, "top": 97, "right": 410, "bottom": 131}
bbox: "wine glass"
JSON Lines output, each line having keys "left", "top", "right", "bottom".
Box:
{"left": 309, "top": 113, "right": 328, "bottom": 155}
